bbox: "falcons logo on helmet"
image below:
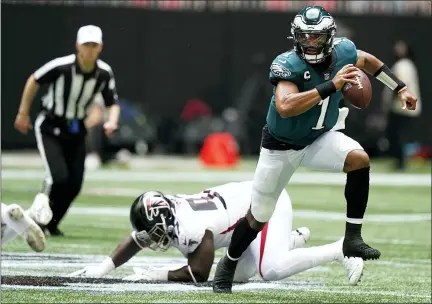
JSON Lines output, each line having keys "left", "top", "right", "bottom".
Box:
{"left": 142, "top": 193, "right": 170, "bottom": 221}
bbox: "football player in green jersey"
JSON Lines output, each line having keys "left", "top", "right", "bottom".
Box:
{"left": 214, "top": 5, "right": 418, "bottom": 293}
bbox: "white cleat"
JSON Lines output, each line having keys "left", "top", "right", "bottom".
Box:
{"left": 291, "top": 227, "right": 311, "bottom": 249}
{"left": 9, "top": 206, "right": 46, "bottom": 252}
{"left": 28, "top": 193, "right": 53, "bottom": 226}
{"left": 343, "top": 256, "right": 364, "bottom": 286}
{"left": 335, "top": 238, "right": 364, "bottom": 286}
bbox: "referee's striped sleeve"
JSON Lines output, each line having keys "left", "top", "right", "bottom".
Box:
{"left": 33, "top": 55, "right": 75, "bottom": 85}
{"left": 98, "top": 60, "right": 119, "bottom": 107}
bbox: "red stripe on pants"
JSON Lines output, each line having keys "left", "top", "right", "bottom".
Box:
{"left": 258, "top": 222, "right": 269, "bottom": 279}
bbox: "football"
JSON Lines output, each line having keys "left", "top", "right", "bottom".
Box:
{"left": 342, "top": 69, "right": 372, "bottom": 109}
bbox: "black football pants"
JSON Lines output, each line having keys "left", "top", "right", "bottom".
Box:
{"left": 386, "top": 112, "right": 413, "bottom": 170}
{"left": 35, "top": 128, "right": 86, "bottom": 230}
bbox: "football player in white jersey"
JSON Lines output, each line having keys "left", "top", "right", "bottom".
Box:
{"left": 1, "top": 198, "right": 52, "bottom": 252}
{"left": 69, "top": 181, "right": 364, "bottom": 285}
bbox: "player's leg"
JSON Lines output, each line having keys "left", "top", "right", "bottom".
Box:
{"left": 246, "top": 193, "right": 363, "bottom": 285}
{"left": 47, "top": 136, "right": 86, "bottom": 232}
{"left": 213, "top": 127, "right": 304, "bottom": 293}
{"left": 34, "top": 118, "right": 69, "bottom": 235}
{"left": 1, "top": 203, "right": 46, "bottom": 251}
{"left": 302, "top": 131, "right": 380, "bottom": 260}
{"left": 231, "top": 246, "right": 258, "bottom": 283}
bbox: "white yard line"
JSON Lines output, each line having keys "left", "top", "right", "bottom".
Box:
{"left": 2, "top": 169, "right": 431, "bottom": 186}
{"left": 57, "top": 206, "right": 430, "bottom": 223}
{"left": 3, "top": 202, "right": 430, "bottom": 223}
{"left": 1, "top": 253, "right": 430, "bottom": 298}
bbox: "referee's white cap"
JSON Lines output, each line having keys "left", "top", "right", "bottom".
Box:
{"left": 77, "top": 25, "right": 103, "bottom": 45}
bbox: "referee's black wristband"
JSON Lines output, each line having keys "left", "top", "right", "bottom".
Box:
{"left": 316, "top": 81, "right": 337, "bottom": 100}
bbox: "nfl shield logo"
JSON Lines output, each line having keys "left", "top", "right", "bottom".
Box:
{"left": 324, "top": 73, "right": 330, "bottom": 80}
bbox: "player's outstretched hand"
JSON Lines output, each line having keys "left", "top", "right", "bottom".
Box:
{"left": 332, "top": 64, "right": 360, "bottom": 91}
{"left": 122, "top": 267, "right": 167, "bottom": 281}
{"left": 68, "top": 265, "right": 106, "bottom": 278}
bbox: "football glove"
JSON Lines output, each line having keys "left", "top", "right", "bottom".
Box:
{"left": 122, "top": 266, "right": 168, "bottom": 281}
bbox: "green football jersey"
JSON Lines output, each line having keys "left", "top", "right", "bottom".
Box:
{"left": 266, "top": 37, "right": 358, "bottom": 146}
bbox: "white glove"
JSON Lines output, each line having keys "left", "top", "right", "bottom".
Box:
{"left": 122, "top": 266, "right": 168, "bottom": 282}
{"left": 68, "top": 265, "right": 107, "bottom": 278}
{"left": 68, "top": 257, "right": 115, "bottom": 278}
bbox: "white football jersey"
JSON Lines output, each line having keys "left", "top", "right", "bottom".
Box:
{"left": 167, "top": 181, "right": 254, "bottom": 257}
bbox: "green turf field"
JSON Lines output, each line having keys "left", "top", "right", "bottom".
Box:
{"left": 1, "top": 162, "right": 431, "bottom": 303}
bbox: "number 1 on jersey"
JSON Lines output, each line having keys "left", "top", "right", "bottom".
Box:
{"left": 312, "top": 96, "right": 330, "bottom": 130}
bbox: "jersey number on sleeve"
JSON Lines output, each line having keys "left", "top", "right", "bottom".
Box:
{"left": 174, "top": 192, "right": 218, "bottom": 211}
{"left": 312, "top": 96, "right": 330, "bottom": 130}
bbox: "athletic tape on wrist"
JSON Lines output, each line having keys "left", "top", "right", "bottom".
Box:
{"left": 373, "top": 64, "right": 406, "bottom": 92}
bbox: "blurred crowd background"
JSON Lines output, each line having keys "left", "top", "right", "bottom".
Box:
{"left": 2, "top": 0, "right": 431, "bottom": 171}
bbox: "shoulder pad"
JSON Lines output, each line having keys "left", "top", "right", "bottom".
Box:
{"left": 333, "top": 37, "right": 358, "bottom": 64}
{"left": 269, "top": 51, "right": 305, "bottom": 85}
{"left": 334, "top": 37, "right": 356, "bottom": 48}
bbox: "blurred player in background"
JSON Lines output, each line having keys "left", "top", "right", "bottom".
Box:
{"left": 69, "top": 181, "right": 364, "bottom": 286}
{"left": 382, "top": 40, "right": 422, "bottom": 171}
{"left": 213, "top": 5, "right": 418, "bottom": 293}
{"left": 84, "top": 93, "right": 131, "bottom": 170}
{"left": 1, "top": 201, "right": 52, "bottom": 252}
{"left": 14, "top": 25, "right": 120, "bottom": 236}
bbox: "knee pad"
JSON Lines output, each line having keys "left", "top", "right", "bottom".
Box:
{"left": 251, "top": 149, "right": 293, "bottom": 223}
{"left": 251, "top": 194, "right": 277, "bottom": 223}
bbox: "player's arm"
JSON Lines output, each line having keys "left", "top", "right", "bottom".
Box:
{"left": 168, "top": 230, "right": 215, "bottom": 283}
{"left": 275, "top": 81, "right": 322, "bottom": 118}
{"left": 110, "top": 233, "right": 145, "bottom": 268}
{"left": 14, "top": 60, "right": 61, "bottom": 134}
{"left": 18, "top": 75, "right": 40, "bottom": 117}
{"left": 85, "top": 93, "right": 105, "bottom": 129}
{"left": 275, "top": 67, "right": 358, "bottom": 118}
{"left": 19, "top": 57, "right": 63, "bottom": 115}
{"left": 356, "top": 50, "right": 406, "bottom": 93}
{"left": 69, "top": 231, "right": 148, "bottom": 278}
{"left": 356, "top": 50, "right": 416, "bottom": 109}
{"left": 101, "top": 69, "right": 120, "bottom": 128}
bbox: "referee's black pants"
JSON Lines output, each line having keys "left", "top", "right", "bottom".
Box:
{"left": 35, "top": 114, "right": 86, "bottom": 231}
{"left": 386, "top": 112, "right": 413, "bottom": 171}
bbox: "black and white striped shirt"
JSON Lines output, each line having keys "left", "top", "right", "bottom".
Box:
{"left": 34, "top": 54, "right": 118, "bottom": 121}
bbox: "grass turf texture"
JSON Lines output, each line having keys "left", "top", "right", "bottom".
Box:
{"left": 1, "top": 168, "right": 431, "bottom": 303}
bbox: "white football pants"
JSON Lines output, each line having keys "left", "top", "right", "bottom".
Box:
{"left": 251, "top": 130, "right": 363, "bottom": 223}
{"left": 233, "top": 190, "right": 343, "bottom": 282}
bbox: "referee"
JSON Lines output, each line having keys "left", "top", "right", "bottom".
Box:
{"left": 14, "top": 25, "right": 120, "bottom": 236}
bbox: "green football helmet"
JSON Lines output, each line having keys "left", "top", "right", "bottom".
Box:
{"left": 290, "top": 5, "right": 337, "bottom": 64}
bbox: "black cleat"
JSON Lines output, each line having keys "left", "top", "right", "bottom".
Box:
{"left": 40, "top": 224, "right": 65, "bottom": 237}
{"left": 212, "top": 255, "right": 237, "bottom": 293}
{"left": 343, "top": 237, "right": 381, "bottom": 260}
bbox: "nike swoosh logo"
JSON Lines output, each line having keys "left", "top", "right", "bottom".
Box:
{"left": 279, "top": 60, "right": 287, "bottom": 64}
